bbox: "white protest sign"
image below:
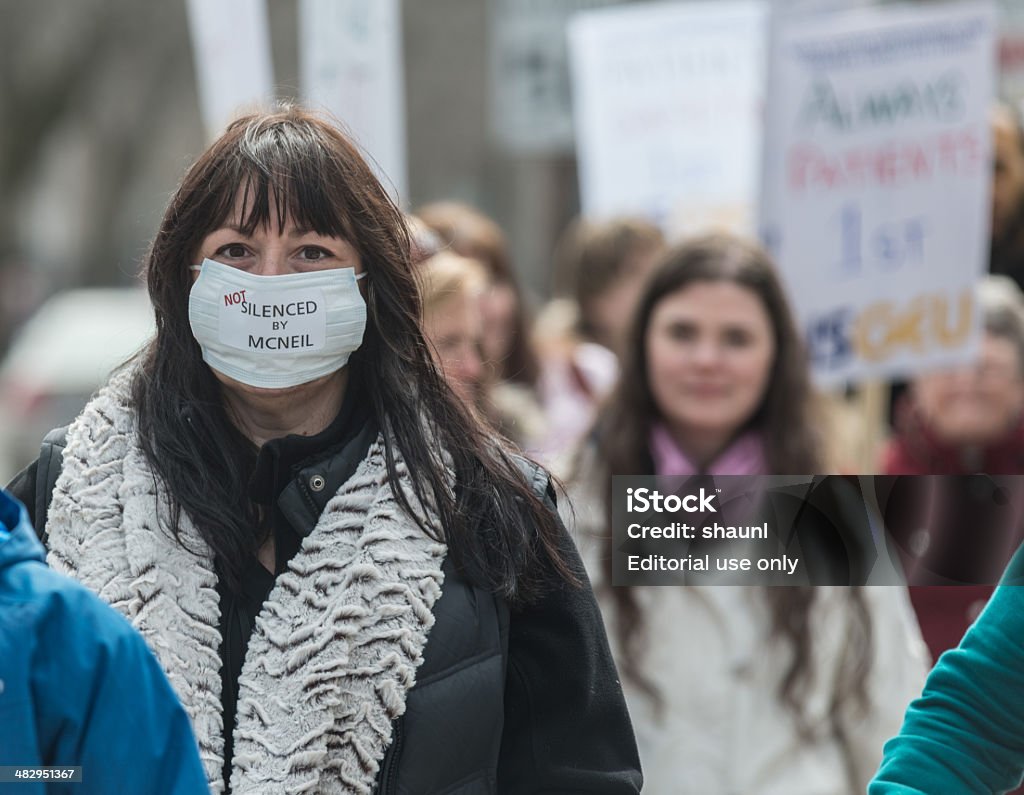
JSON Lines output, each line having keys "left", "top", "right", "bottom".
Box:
{"left": 996, "top": 0, "right": 1024, "bottom": 110}
{"left": 760, "top": 2, "right": 996, "bottom": 386}
{"left": 299, "top": 0, "right": 407, "bottom": 204}
{"left": 568, "top": 0, "right": 768, "bottom": 239}
{"left": 489, "top": 0, "right": 621, "bottom": 155}
{"left": 185, "top": 0, "right": 274, "bottom": 141}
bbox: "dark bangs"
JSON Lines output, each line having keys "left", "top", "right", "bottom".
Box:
{"left": 186, "top": 117, "right": 362, "bottom": 254}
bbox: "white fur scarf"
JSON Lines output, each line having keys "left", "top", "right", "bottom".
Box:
{"left": 45, "top": 371, "right": 447, "bottom": 794}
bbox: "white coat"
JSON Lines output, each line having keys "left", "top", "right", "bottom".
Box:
{"left": 566, "top": 460, "right": 930, "bottom": 795}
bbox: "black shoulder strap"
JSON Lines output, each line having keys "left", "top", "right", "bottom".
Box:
{"left": 510, "top": 454, "right": 557, "bottom": 509}
{"left": 35, "top": 425, "right": 69, "bottom": 541}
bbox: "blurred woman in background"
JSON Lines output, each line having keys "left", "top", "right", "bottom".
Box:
{"left": 415, "top": 201, "right": 544, "bottom": 452}
{"left": 532, "top": 217, "right": 664, "bottom": 470}
{"left": 883, "top": 277, "right": 1024, "bottom": 476}
{"left": 417, "top": 247, "right": 545, "bottom": 448}
{"left": 414, "top": 201, "right": 538, "bottom": 385}
{"left": 549, "top": 216, "right": 665, "bottom": 359}
{"left": 567, "top": 232, "right": 928, "bottom": 794}
{"left": 880, "top": 275, "right": 1024, "bottom": 663}
{"left": 418, "top": 251, "right": 488, "bottom": 411}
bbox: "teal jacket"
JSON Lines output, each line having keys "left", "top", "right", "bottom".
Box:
{"left": 870, "top": 543, "right": 1024, "bottom": 794}
{"left": 0, "top": 488, "right": 209, "bottom": 794}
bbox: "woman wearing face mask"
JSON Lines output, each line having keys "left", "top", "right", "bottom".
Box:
{"left": 566, "top": 233, "right": 928, "bottom": 794}
{"left": 5, "top": 107, "right": 641, "bottom": 795}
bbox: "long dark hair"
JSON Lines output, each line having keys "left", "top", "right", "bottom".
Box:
{"left": 133, "top": 106, "right": 574, "bottom": 602}
{"left": 591, "top": 233, "right": 871, "bottom": 732}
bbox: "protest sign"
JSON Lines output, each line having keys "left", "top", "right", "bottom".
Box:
{"left": 185, "top": 0, "right": 274, "bottom": 141}
{"left": 760, "top": 2, "right": 997, "bottom": 385}
{"left": 568, "top": 0, "right": 768, "bottom": 239}
{"left": 299, "top": 0, "right": 407, "bottom": 203}
{"left": 490, "top": 0, "right": 621, "bottom": 155}
{"left": 996, "top": 0, "right": 1024, "bottom": 110}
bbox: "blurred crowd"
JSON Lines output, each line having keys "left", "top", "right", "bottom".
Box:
{"left": 406, "top": 103, "right": 1024, "bottom": 482}
{"left": 396, "top": 101, "right": 1024, "bottom": 791}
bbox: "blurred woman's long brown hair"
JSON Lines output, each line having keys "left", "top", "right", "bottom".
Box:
{"left": 592, "top": 232, "right": 871, "bottom": 734}
{"left": 415, "top": 201, "right": 540, "bottom": 386}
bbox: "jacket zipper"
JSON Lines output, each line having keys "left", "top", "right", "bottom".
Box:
{"left": 377, "top": 717, "right": 404, "bottom": 795}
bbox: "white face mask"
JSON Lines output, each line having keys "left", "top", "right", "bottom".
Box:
{"left": 188, "top": 258, "right": 367, "bottom": 389}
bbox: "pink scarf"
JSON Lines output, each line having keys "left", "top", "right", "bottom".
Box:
{"left": 649, "top": 422, "right": 766, "bottom": 476}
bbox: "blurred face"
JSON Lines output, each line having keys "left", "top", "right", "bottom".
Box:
{"left": 991, "top": 109, "right": 1024, "bottom": 245}
{"left": 914, "top": 332, "right": 1024, "bottom": 447}
{"left": 646, "top": 281, "right": 775, "bottom": 447}
{"left": 424, "top": 290, "right": 485, "bottom": 408}
{"left": 480, "top": 281, "right": 518, "bottom": 370}
{"left": 586, "top": 246, "right": 661, "bottom": 356}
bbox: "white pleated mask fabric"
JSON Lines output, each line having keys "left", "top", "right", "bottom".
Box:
{"left": 188, "top": 258, "right": 367, "bottom": 389}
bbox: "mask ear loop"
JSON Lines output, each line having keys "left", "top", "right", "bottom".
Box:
{"left": 364, "top": 274, "right": 377, "bottom": 325}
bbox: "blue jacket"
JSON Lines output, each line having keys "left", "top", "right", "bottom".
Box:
{"left": 0, "top": 488, "right": 209, "bottom": 794}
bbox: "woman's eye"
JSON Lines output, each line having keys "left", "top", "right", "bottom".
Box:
{"left": 300, "top": 246, "right": 330, "bottom": 261}
{"left": 723, "top": 329, "right": 752, "bottom": 347}
{"left": 668, "top": 324, "right": 697, "bottom": 342}
{"left": 217, "top": 244, "right": 249, "bottom": 259}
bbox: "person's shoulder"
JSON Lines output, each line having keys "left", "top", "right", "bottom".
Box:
{"left": 508, "top": 453, "right": 553, "bottom": 504}
{"left": 5, "top": 425, "right": 69, "bottom": 535}
{"left": 0, "top": 561, "right": 148, "bottom": 711}
{"left": 5, "top": 460, "right": 38, "bottom": 514}
{"left": 999, "top": 542, "right": 1024, "bottom": 586}
{"left": 17, "top": 564, "right": 143, "bottom": 664}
